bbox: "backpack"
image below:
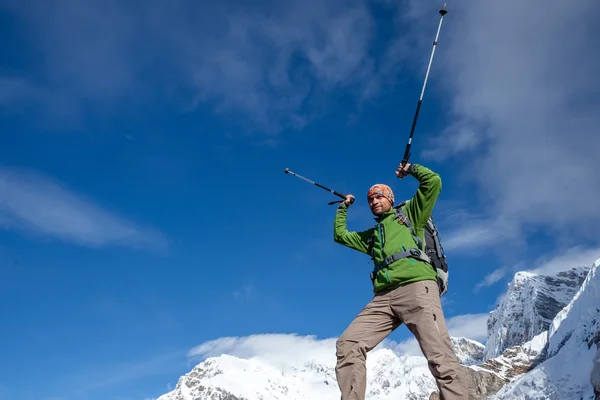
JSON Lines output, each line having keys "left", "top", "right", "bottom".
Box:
{"left": 367, "top": 200, "right": 449, "bottom": 296}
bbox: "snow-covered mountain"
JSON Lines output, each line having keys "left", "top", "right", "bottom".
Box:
{"left": 485, "top": 266, "right": 589, "bottom": 360}
{"left": 451, "top": 337, "right": 485, "bottom": 366}
{"left": 489, "top": 258, "right": 600, "bottom": 399}
{"left": 157, "top": 338, "right": 486, "bottom": 400}
{"left": 155, "top": 257, "right": 600, "bottom": 400}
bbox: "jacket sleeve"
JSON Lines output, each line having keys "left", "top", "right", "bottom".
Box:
{"left": 333, "top": 202, "right": 373, "bottom": 254}
{"left": 405, "top": 164, "right": 442, "bottom": 230}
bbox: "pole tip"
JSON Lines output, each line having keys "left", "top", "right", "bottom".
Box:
{"left": 284, "top": 168, "right": 290, "bottom": 174}
{"left": 439, "top": 3, "right": 447, "bottom": 15}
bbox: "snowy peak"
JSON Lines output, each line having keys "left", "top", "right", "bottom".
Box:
{"left": 485, "top": 266, "right": 589, "bottom": 360}
{"left": 490, "top": 258, "right": 600, "bottom": 399}
{"left": 547, "top": 259, "right": 600, "bottom": 357}
{"left": 363, "top": 349, "right": 437, "bottom": 399}
{"left": 157, "top": 353, "right": 340, "bottom": 400}
{"left": 451, "top": 337, "right": 485, "bottom": 366}
{"left": 157, "top": 349, "right": 432, "bottom": 400}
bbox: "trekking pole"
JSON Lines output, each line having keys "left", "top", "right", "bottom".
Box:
{"left": 401, "top": 3, "right": 448, "bottom": 168}
{"left": 284, "top": 168, "right": 352, "bottom": 205}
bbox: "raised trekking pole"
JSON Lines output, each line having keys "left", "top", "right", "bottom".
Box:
{"left": 401, "top": 3, "right": 448, "bottom": 168}
{"left": 284, "top": 168, "right": 352, "bottom": 205}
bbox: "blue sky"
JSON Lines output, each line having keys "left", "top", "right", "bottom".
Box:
{"left": 1, "top": 0, "right": 600, "bottom": 399}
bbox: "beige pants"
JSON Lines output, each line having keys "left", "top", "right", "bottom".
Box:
{"left": 335, "top": 279, "right": 468, "bottom": 400}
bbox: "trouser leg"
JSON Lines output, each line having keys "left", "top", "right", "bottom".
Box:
{"left": 335, "top": 291, "right": 400, "bottom": 400}
{"left": 390, "top": 280, "right": 468, "bottom": 400}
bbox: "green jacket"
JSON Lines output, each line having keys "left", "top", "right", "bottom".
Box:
{"left": 333, "top": 164, "right": 441, "bottom": 293}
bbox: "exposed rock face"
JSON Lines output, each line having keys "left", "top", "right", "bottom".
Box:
{"left": 591, "top": 347, "right": 600, "bottom": 398}
{"left": 451, "top": 337, "right": 485, "bottom": 366}
{"left": 478, "top": 331, "right": 548, "bottom": 381}
{"left": 485, "top": 266, "right": 589, "bottom": 360}
{"left": 428, "top": 365, "right": 507, "bottom": 400}
{"left": 464, "top": 367, "right": 507, "bottom": 400}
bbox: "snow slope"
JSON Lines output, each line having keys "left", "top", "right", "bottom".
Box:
{"left": 451, "top": 337, "right": 485, "bottom": 366}
{"left": 157, "top": 350, "right": 433, "bottom": 400}
{"left": 490, "top": 258, "right": 600, "bottom": 400}
{"left": 485, "top": 266, "right": 589, "bottom": 360}
{"left": 157, "top": 338, "right": 487, "bottom": 400}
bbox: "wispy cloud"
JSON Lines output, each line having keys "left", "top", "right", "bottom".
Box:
{"left": 441, "top": 217, "right": 503, "bottom": 253}
{"left": 435, "top": 208, "right": 522, "bottom": 255}
{"left": 232, "top": 284, "right": 255, "bottom": 300}
{"left": 62, "top": 350, "right": 184, "bottom": 398}
{"left": 0, "top": 167, "right": 167, "bottom": 250}
{"left": 527, "top": 245, "right": 600, "bottom": 275}
{"left": 473, "top": 246, "right": 600, "bottom": 293}
{"left": 0, "top": 77, "right": 36, "bottom": 106}
{"left": 474, "top": 268, "right": 507, "bottom": 292}
{"left": 2, "top": 0, "right": 412, "bottom": 133}
{"left": 412, "top": 0, "right": 600, "bottom": 251}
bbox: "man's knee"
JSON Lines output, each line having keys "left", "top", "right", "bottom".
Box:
{"left": 336, "top": 337, "right": 365, "bottom": 362}
{"left": 336, "top": 336, "right": 352, "bottom": 358}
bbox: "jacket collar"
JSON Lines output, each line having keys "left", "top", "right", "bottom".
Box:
{"left": 374, "top": 208, "right": 395, "bottom": 223}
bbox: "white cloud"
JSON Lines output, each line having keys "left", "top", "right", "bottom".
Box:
{"left": 472, "top": 246, "right": 600, "bottom": 293}
{"left": 437, "top": 210, "right": 522, "bottom": 254}
{"left": 445, "top": 313, "right": 489, "bottom": 341}
{"left": 64, "top": 350, "right": 183, "bottom": 397}
{"left": 232, "top": 284, "right": 255, "bottom": 300}
{"left": 190, "top": 313, "right": 489, "bottom": 368}
{"left": 411, "top": 0, "right": 600, "bottom": 252}
{"left": 382, "top": 337, "right": 422, "bottom": 357}
{"left": 0, "top": 167, "right": 167, "bottom": 250}
{"left": 442, "top": 219, "right": 499, "bottom": 252}
{"left": 528, "top": 246, "right": 600, "bottom": 275}
{"left": 474, "top": 268, "right": 507, "bottom": 292}
{"left": 188, "top": 333, "right": 338, "bottom": 371}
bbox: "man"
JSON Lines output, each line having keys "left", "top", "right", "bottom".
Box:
{"left": 333, "top": 161, "right": 467, "bottom": 400}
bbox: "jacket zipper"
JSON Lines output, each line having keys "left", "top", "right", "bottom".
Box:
{"left": 377, "top": 222, "right": 391, "bottom": 283}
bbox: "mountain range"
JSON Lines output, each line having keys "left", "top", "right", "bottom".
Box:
{"left": 156, "top": 257, "right": 600, "bottom": 400}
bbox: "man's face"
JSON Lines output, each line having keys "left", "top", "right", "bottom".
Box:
{"left": 368, "top": 194, "right": 392, "bottom": 216}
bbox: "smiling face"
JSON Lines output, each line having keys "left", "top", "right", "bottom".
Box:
{"left": 368, "top": 194, "right": 393, "bottom": 216}
{"left": 367, "top": 184, "right": 394, "bottom": 216}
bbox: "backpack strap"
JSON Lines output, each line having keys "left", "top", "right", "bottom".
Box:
{"left": 394, "top": 204, "right": 424, "bottom": 251}
{"left": 376, "top": 248, "right": 431, "bottom": 271}
{"left": 370, "top": 248, "right": 431, "bottom": 282}
{"left": 428, "top": 218, "right": 443, "bottom": 259}
{"left": 368, "top": 202, "right": 434, "bottom": 283}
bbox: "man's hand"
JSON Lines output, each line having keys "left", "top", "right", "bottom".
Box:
{"left": 395, "top": 162, "right": 411, "bottom": 179}
{"left": 344, "top": 194, "right": 355, "bottom": 206}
